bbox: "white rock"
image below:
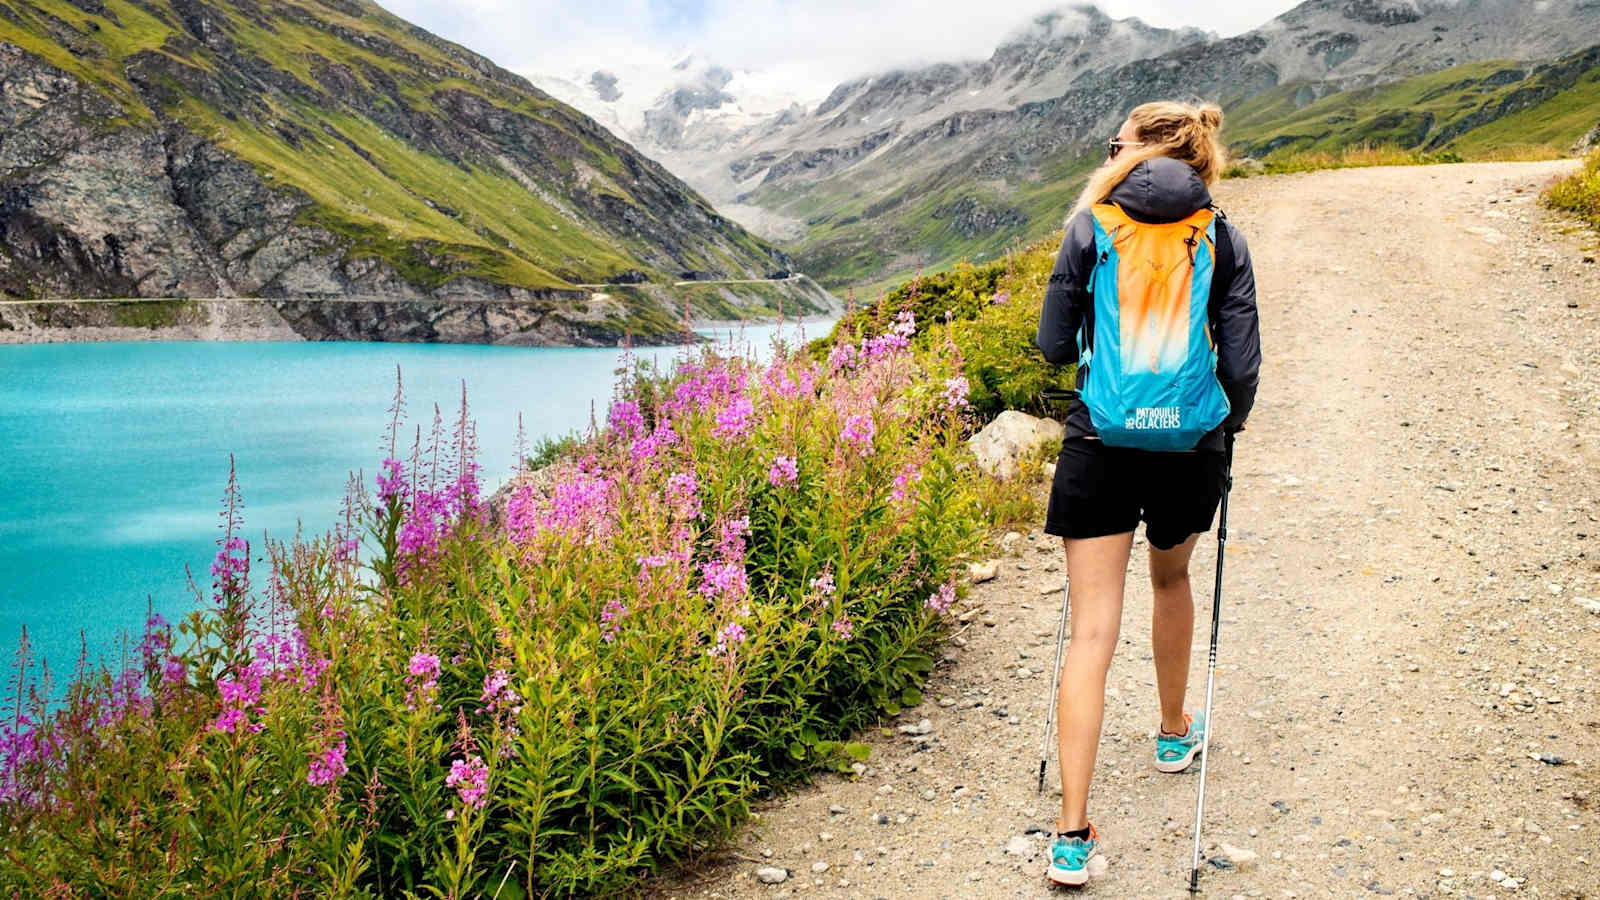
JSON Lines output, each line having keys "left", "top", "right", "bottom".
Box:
{"left": 1220, "top": 843, "right": 1259, "bottom": 870}
{"left": 968, "top": 560, "right": 1000, "bottom": 583}
{"left": 967, "top": 411, "right": 1066, "bottom": 481}
{"left": 1004, "top": 836, "right": 1034, "bottom": 857}
{"left": 896, "top": 718, "right": 933, "bottom": 736}
{"left": 1086, "top": 854, "right": 1110, "bottom": 877}
{"left": 1503, "top": 878, "right": 1521, "bottom": 890}
{"left": 811, "top": 861, "right": 829, "bottom": 874}
{"left": 756, "top": 866, "right": 789, "bottom": 884}
{"left": 1490, "top": 869, "right": 1507, "bottom": 882}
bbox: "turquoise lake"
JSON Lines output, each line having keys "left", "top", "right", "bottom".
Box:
{"left": 0, "top": 320, "right": 830, "bottom": 683}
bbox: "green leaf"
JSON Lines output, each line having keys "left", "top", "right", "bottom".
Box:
{"left": 843, "top": 741, "right": 871, "bottom": 762}
{"left": 788, "top": 741, "right": 807, "bottom": 761}
{"left": 900, "top": 687, "right": 923, "bottom": 707}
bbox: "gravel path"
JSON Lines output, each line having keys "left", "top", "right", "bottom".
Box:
{"left": 652, "top": 161, "right": 1600, "bottom": 900}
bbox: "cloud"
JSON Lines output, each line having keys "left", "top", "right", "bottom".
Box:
{"left": 382, "top": 0, "right": 1300, "bottom": 103}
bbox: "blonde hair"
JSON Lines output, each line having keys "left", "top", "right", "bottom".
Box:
{"left": 1070, "top": 101, "right": 1228, "bottom": 219}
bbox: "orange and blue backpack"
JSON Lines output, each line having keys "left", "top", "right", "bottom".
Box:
{"left": 1078, "top": 203, "right": 1233, "bottom": 451}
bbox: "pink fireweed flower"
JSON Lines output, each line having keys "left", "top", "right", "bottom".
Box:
{"left": 808, "top": 568, "right": 836, "bottom": 603}
{"left": 629, "top": 421, "right": 681, "bottom": 467}
{"left": 942, "top": 375, "right": 970, "bottom": 411}
{"left": 699, "top": 559, "right": 749, "bottom": 601}
{"left": 307, "top": 737, "right": 348, "bottom": 787}
{"left": 891, "top": 463, "right": 923, "bottom": 504}
{"left": 831, "top": 614, "right": 854, "bottom": 641}
{"left": 925, "top": 580, "right": 957, "bottom": 615}
{"left": 211, "top": 659, "right": 267, "bottom": 734}
{"left": 718, "top": 516, "right": 751, "bottom": 559}
{"left": 607, "top": 399, "right": 645, "bottom": 438}
{"left": 991, "top": 290, "right": 1012, "bottom": 305}
{"left": 479, "top": 669, "right": 520, "bottom": 716}
{"left": 767, "top": 455, "right": 798, "bottom": 487}
{"left": 445, "top": 754, "right": 490, "bottom": 810}
{"left": 541, "top": 471, "right": 614, "bottom": 538}
{"left": 710, "top": 621, "right": 749, "bottom": 657}
{"left": 713, "top": 397, "right": 755, "bottom": 441}
{"left": 210, "top": 535, "right": 249, "bottom": 606}
{"left": 376, "top": 457, "right": 406, "bottom": 505}
{"left": 666, "top": 471, "right": 702, "bottom": 521}
{"left": 827, "top": 341, "right": 861, "bottom": 373}
{"left": 841, "top": 414, "right": 876, "bottom": 455}
{"left": 405, "top": 651, "right": 441, "bottom": 711}
{"left": 600, "top": 599, "right": 629, "bottom": 643}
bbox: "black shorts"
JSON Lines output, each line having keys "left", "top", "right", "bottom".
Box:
{"left": 1044, "top": 437, "right": 1227, "bottom": 551}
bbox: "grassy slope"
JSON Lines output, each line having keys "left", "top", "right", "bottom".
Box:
{"left": 779, "top": 48, "right": 1600, "bottom": 298}
{"left": 1545, "top": 149, "right": 1600, "bottom": 233}
{"left": 0, "top": 0, "right": 779, "bottom": 296}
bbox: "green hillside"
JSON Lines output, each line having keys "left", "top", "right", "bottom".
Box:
{"left": 0, "top": 0, "right": 794, "bottom": 309}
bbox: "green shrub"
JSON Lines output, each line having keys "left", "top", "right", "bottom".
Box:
{"left": 1546, "top": 149, "right": 1600, "bottom": 232}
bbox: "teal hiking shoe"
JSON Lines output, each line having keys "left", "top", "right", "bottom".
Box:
{"left": 1154, "top": 712, "right": 1206, "bottom": 774}
{"left": 1046, "top": 824, "right": 1099, "bottom": 886}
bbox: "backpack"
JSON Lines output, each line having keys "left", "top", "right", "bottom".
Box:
{"left": 1077, "top": 203, "right": 1232, "bottom": 451}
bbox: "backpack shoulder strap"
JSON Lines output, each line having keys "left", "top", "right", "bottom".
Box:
{"left": 1208, "top": 205, "right": 1235, "bottom": 325}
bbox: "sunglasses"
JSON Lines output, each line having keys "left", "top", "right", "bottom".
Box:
{"left": 1108, "top": 138, "right": 1145, "bottom": 160}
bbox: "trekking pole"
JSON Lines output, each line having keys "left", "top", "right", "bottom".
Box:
{"left": 1037, "top": 577, "right": 1070, "bottom": 794}
{"left": 1188, "top": 434, "right": 1236, "bottom": 893}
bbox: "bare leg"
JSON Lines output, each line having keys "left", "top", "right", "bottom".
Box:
{"left": 1150, "top": 534, "right": 1201, "bottom": 736}
{"left": 1054, "top": 532, "right": 1134, "bottom": 833}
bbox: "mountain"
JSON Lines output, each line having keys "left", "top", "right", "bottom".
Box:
{"left": 538, "top": 1, "right": 1600, "bottom": 292}
{"left": 0, "top": 0, "right": 835, "bottom": 343}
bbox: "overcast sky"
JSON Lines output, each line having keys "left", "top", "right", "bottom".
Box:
{"left": 383, "top": 0, "right": 1302, "bottom": 102}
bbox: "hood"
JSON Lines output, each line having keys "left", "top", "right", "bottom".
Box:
{"left": 1106, "top": 157, "right": 1213, "bottom": 224}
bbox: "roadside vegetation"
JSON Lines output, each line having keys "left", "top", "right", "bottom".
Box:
{"left": 0, "top": 318, "right": 990, "bottom": 897}
{"left": 1545, "top": 148, "right": 1600, "bottom": 232}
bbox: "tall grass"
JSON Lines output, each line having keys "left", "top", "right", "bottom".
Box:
{"left": 0, "top": 319, "right": 987, "bottom": 897}
{"left": 1223, "top": 142, "right": 1568, "bottom": 178}
{"left": 1545, "top": 149, "right": 1600, "bottom": 232}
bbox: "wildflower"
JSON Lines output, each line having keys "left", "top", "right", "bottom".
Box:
{"left": 376, "top": 457, "right": 406, "bottom": 505}
{"left": 666, "top": 470, "right": 702, "bottom": 520}
{"left": 808, "top": 568, "right": 836, "bottom": 601}
{"left": 699, "top": 559, "right": 749, "bottom": 601}
{"left": 211, "top": 659, "right": 266, "bottom": 734}
{"left": 767, "top": 455, "right": 799, "bottom": 487}
{"left": 718, "top": 516, "right": 751, "bottom": 559}
{"left": 629, "top": 421, "right": 680, "bottom": 466}
{"left": 307, "top": 738, "right": 348, "bottom": 787}
{"left": 841, "top": 414, "right": 876, "bottom": 454}
{"left": 942, "top": 375, "right": 970, "bottom": 411}
{"left": 831, "top": 614, "right": 854, "bottom": 641}
{"left": 446, "top": 754, "right": 490, "bottom": 809}
{"left": 710, "top": 621, "right": 748, "bottom": 657}
{"left": 925, "top": 580, "right": 957, "bottom": 615}
{"left": 480, "top": 669, "right": 520, "bottom": 716}
{"left": 891, "top": 463, "right": 923, "bottom": 504}
{"left": 713, "top": 397, "right": 755, "bottom": 441}
{"left": 600, "top": 600, "right": 629, "bottom": 643}
{"left": 991, "top": 290, "right": 1012, "bottom": 305}
{"left": 828, "top": 341, "right": 860, "bottom": 373}
{"left": 608, "top": 399, "right": 645, "bottom": 437}
{"left": 210, "top": 535, "right": 250, "bottom": 607}
{"left": 405, "top": 651, "right": 441, "bottom": 711}
{"left": 541, "top": 471, "right": 614, "bottom": 538}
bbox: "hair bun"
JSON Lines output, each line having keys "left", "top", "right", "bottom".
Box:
{"left": 1197, "top": 104, "right": 1223, "bottom": 131}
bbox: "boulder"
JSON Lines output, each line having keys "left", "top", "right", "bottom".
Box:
{"left": 967, "top": 411, "right": 1064, "bottom": 480}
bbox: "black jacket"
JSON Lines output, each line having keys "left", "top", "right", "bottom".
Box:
{"left": 1035, "top": 157, "right": 1261, "bottom": 452}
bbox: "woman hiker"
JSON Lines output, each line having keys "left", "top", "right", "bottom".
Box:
{"left": 1033, "top": 100, "right": 1262, "bottom": 887}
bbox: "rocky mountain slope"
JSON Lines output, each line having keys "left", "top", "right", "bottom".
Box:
{"left": 542, "top": 1, "right": 1600, "bottom": 291}
{"left": 0, "top": 0, "right": 829, "bottom": 342}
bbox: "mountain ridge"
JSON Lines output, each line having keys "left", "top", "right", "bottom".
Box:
{"left": 0, "top": 0, "right": 836, "bottom": 342}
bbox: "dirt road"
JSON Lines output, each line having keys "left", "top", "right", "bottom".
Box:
{"left": 653, "top": 161, "right": 1600, "bottom": 899}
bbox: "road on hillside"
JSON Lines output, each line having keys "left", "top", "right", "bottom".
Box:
{"left": 653, "top": 161, "right": 1600, "bottom": 899}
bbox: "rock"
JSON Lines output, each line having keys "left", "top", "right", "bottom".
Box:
{"left": 850, "top": 763, "right": 867, "bottom": 777}
{"left": 1490, "top": 869, "right": 1507, "bottom": 882}
{"left": 896, "top": 718, "right": 933, "bottom": 736}
{"left": 967, "top": 411, "right": 1065, "bottom": 481}
{"left": 968, "top": 560, "right": 1000, "bottom": 583}
{"left": 1015, "top": 667, "right": 1033, "bottom": 678}
{"left": 1004, "top": 836, "right": 1033, "bottom": 857}
{"left": 829, "top": 804, "right": 847, "bottom": 815}
{"left": 756, "top": 866, "right": 789, "bottom": 884}
{"left": 921, "top": 789, "right": 937, "bottom": 801}
{"left": 1572, "top": 596, "right": 1600, "bottom": 615}
{"left": 1087, "top": 854, "right": 1109, "bottom": 877}
{"left": 1220, "top": 843, "right": 1259, "bottom": 870}
{"left": 810, "top": 861, "right": 829, "bottom": 874}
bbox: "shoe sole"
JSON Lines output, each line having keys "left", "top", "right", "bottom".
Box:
{"left": 1153, "top": 742, "right": 1202, "bottom": 774}
{"left": 1047, "top": 865, "right": 1089, "bottom": 886}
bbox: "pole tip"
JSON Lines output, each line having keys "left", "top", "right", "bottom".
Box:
{"left": 1188, "top": 867, "right": 1201, "bottom": 893}
{"left": 1036, "top": 760, "right": 1046, "bottom": 794}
